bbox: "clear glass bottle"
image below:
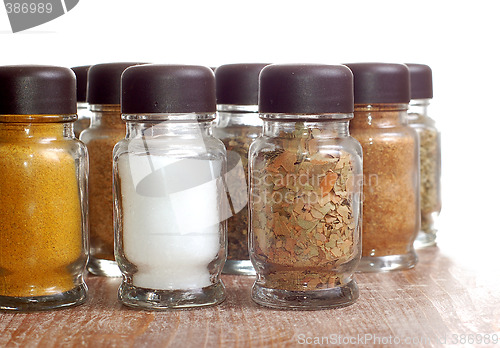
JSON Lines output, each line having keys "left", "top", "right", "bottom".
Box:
{"left": 114, "top": 64, "right": 227, "bottom": 309}
{"left": 249, "top": 64, "right": 362, "bottom": 309}
{"left": 71, "top": 66, "right": 91, "bottom": 138}
{"left": 214, "top": 63, "right": 268, "bottom": 275}
{"left": 406, "top": 64, "right": 441, "bottom": 248}
{"left": 0, "top": 65, "right": 88, "bottom": 311}
{"left": 82, "top": 63, "right": 144, "bottom": 277}
{"left": 346, "top": 63, "right": 420, "bottom": 272}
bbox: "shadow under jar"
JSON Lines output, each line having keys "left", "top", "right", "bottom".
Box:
{"left": 114, "top": 65, "right": 227, "bottom": 309}
{"left": 249, "top": 64, "right": 362, "bottom": 310}
{"left": 0, "top": 66, "right": 88, "bottom": 311}
{"left": 346, "top": 63, "right": 420, "bottom": 272}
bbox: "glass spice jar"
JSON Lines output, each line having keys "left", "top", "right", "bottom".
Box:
{"left": 71, "top": 65, "right": 91, "bottom": 138}
{"left": 249, "top": 64, "right": 362, "bottom": 309}
{"left": 81, "top": 63, "right": 145, "bottom": 277}
{"left": 114, "top": 64, "right": 227, "bottom": 309}
{"left": 406, "top": 63, "right": 441, "bottom": 248}
{"left": 213, "top": 63, "right": 268, "bottom": 276}
{"left": 0, "top": 65, "right": 88, "bottom": 311}
{"left": 346, "top": 63, "right": 420, "bottom": 272}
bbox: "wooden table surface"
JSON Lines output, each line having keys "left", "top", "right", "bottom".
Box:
{"left": 1, "top": 246, "right": 499, "bottom": 348}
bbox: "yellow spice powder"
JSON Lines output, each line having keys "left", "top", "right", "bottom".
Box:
{"left": 0, "top": 123, "right": 83, "bottom": 297}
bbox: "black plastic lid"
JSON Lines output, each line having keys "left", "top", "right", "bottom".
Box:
{"left": 87, "top": 63, "right": 146, "bottom": 105}
{"left": 71, "top": 65, "right": 90, "bottom": 103}
{"left": 258, "top": 64, "right": 354, "bottom": 114}
{"left": 0, "top": 65, "right": 76, "bottom": 115}
{"left": 215, "top": 63, "right": 269, "bottom": 105}
{"left": 121, "top": 64, "right": 216, "bottom": 114}
{"left": 344, "top": 63, "right": 410, "bottom": 104}
{"left": 406, "top": 63, "right": 433, "bottom": 99}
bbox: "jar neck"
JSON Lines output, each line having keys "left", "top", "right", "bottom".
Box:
{"left": 217, "top": 104, "right": 259, "bottom": 113}
{"left": 0, "top": 114, "right": 76, "bottom": 139}
{"left": 77, "top": 102, "right": 89, "bottom": 110}
{"left": 215, "top": 105, "right": 262, "bottom": 128}
{"left": 89, "top": 104, "right": 124, "bottom": 128}
{"left": 351, "top": 104, "right": 408, "bottom": 128}
{"left": 77, "top": 102, "right": 90, "bottom": 119}
{"left": 123, "top": 113, "right": 215, "bottom": 139}
{"left": 408, "top": 98, "right": 430, "bottom": 119}
{"left": 261, "top": 117, "right": 352, "bottom": 138}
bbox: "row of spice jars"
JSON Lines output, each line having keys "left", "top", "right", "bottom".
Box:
{"left": 73, "top": 62, "right": 440, "bottom": 279}
{"left": 112, "top": 64, "right": 438, "bottom": 308}
{"left": 216, "top": 63, "right": 441, "bottom": 276}
{"left": 0, "top": 62, "right": 440, "bottom": 311}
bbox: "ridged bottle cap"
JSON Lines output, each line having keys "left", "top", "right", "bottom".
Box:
{"left": 406, "top": 63, "right": 433, "bottom": 99}
{"left": 121, "top": 64, "right": 216, "bottom": 114}
{"left": 215, "top": 63, "right": 269, "bottom": 105}
{"left": 344, "top": 63, "right": 410, "bottom": 104}
{"left": 0, "top": 65, "right": 76, "bottom": 115}
{"left": 87, "top": 63, "right": 146, "bottom": 105}
{"left": 258, "top": 64, "right": 354, "bottom": 114}
{"left": 71, "top": 65, "right": 90, "bottom": 103}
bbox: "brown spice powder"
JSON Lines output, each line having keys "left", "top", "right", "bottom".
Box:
{"left": 221, "top": 127, "right": 254, "bottom": 260}
{"left": 350, "top": 106, "right": 419, "bottom": 257}
{"left": 81, "top": 109, "right": 125, "bottom": 261}
{"left": 0, "top": 121, "right": 83, "bottom": 297}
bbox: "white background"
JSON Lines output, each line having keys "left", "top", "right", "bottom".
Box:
{"left": 1, "top": 0, "right": 499, "bottom": 270}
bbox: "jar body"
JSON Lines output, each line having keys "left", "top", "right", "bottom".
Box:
{"left": 408, "top": 99, "right": 441, "bottom": 248}
{"left": 113, "top": 114, "right": 227, "bottom": 309}
{"left": 248, "top": 116, "right": 362, "bottom": 309}
{"left": 74, "top": 102, "right": 91, "bottom": 138}
{"left": 350, "top": 104, "right": 419, "bottom": 272}
{"left": 213, "top": 106, "right": 262, "bottom": 275}
{"left": 0, "top": 115, "right": 88, "bottom": 311}
{"left": 80, "top": 105, "right": 125, "bottom": 277}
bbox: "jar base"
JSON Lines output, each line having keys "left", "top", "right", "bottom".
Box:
{"left": 357, "top": 250, "right": 418, "bottom": 272}
{"left": 0, "top": 283, "right": 87, "bottom": 311}
{"left": 118, "top": 280, "right": 226, "bottom": 310}
{"left": 87, "top": 257, "right": 121, "bottom": 277}
{"left": 414, "top": 230, "right": 437, "bottom": 249}
{"left": 222, "top": 260, "right": 256, "bottom": 276}
{"left": 251, "top": 279, "right": 359, "bottom": 310}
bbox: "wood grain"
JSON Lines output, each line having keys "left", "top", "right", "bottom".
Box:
{"left": 1, "top": 248, "right": 499, "bottom": 347}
